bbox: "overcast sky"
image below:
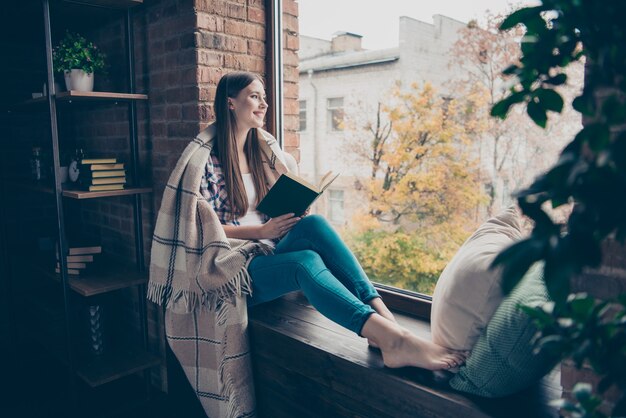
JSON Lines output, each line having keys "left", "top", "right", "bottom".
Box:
{"left": 298, "top": 0, "right": 538, "bottom": 50}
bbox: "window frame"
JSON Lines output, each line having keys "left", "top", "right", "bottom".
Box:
{"left": 326, "top": 97, "right": 345, "bottom": 132}
{"left": 266, "top": 0, "right": 431, "bottom": 321}
{"left": 298, "top": 99, "right": 307, "bottom": 132}
{"left": 327, "top": 189, "right": 345, "bottom": 224}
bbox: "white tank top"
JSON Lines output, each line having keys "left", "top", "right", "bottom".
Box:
{"left": 240, "top": 173, "right": 274, "bottom": 247}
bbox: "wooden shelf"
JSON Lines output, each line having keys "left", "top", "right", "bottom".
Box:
{"left": 5, "top": 180, "right": 152, "bottom": 199}
{"left": 62, "top": 0, "right": 143, "bottom": 9}
{"left": 77, "top": 347, "right": 160, "bottom": 388}
{"left": 7, "top": 90, "right": 148, "bottom": 110}
{"left": 62, "top": 187, "right": 152, "bottom": 199}
{"left": 56, "top": 91, "right": 148, "bottom": 102}
{"left": 38, "top": 264, "right": 147, "bottom": 297}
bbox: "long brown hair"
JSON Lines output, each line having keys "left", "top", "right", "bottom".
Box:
{"left": 214, "top": 71, "right": 270, "bottom": 220}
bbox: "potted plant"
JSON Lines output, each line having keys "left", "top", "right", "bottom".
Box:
{"left": 52, "top": 31, "right": 106, "bottom": 92}
{"left": 491, "top": 0, "right": 626, "bottom": 415}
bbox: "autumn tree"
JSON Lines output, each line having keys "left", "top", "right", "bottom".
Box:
{"left": 450, "top": 11, "right": 583, "bottom": 215}
{"left": 342, "top": 82, "right": 486, "bottom": 293}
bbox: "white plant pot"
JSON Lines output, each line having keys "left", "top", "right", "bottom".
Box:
{"left": 64, "top": 69, "right": 94, "bottom": 92}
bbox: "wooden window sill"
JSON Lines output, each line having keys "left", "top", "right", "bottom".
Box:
{"left": 248, "top": 292, "right": 561, "bottom": 418}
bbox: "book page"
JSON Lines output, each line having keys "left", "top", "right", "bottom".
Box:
{"left": 319, "top": 171, "right": 340, "bottom": 192}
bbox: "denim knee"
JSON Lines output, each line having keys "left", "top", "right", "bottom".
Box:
{"left": 298, "top": 214, "right": 328, "bottom": 231}
{"left": 294, "top": 249, "right": 326, "bottom": 278}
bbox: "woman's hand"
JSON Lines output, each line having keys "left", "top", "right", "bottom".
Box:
{"left": 261, "top": 213, "right": 301, "bottom": 239}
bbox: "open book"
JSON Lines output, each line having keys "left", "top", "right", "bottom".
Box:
{"left": 256, "top": 171, "right": 340, "bottom": 218}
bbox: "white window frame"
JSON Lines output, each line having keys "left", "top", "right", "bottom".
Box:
{"left": 326, "top": 97, "right": 344, "bottom": 132}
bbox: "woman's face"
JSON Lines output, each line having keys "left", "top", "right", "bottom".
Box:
{"left": 229, "top": 79, "right": 267, "bottom": 131}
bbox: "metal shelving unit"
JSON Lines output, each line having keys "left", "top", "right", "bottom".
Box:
{"left": 4, "top": 0, "right": 156, "bottom": 412}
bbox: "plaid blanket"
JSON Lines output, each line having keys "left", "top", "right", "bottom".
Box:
{"left": 148, "top": 124, "right": 289, "bottom": 417}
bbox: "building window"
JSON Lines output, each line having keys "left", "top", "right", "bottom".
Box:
{"left": 328, "top": 189, "right": 345, "bottom": 223}
{"left": 299, "top": 100, "right": 307, "bottom": 131}
{"left": 326, "top": 97, "right": 344, "bottom": 131}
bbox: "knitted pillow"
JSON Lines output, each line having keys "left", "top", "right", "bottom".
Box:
{"left": 449, "top": 262, "right": 560, "bottom": 397}
{"left": 431, "top": 206, "right": 524, "bottom": 350}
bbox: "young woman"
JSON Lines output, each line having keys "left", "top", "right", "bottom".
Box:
{"left": 203, "top": 71, "right": 465, "bottom": 371}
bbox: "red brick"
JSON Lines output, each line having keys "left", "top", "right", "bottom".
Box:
{"left": 167, "top": 122, "right": 198, "bottom": 138}
{"left": 284, "top": 114, "right": 299, "bottom": 130}
{"left": 180, "top": 67, "right": 197, "bottom": 84}
{"left": 149, "top": 56, "right": 166, "bottom": 72}
{"left": 150, "top": 40, "right": 165, "bottom": 56}
{"left": 198, "top": 31, "right": 219, "bottom": 49}
{"left": 283, "top": 0, "right": 298, "bottom": 16}
{"left": 284, "top": 49, "right": 298, "bottom": 66}
{"left": 283, "top": 13, "right": 298, "bottom": 32}
{"left": 283, "top": 82, "right": 298, "bottom": 100}
{"left": 167, "top": 71, "right": 182, "bottom": 86}
{"left": 164, "top": 37, "right": 180, "bottom": 51}
{"left": 286, "top": 33, "right": 299, "bottom": 50}
{"left": 283, "top": 131, "right": 299, "bottom": 148}
{"left": 251, "top": 56, "right": 265, "bottom": 73}
{"left": 166, "top": 105, "right": 182, "bottom": 120}
{"left": 151, "top": 106, "right": 166, "bottom": 122}
{"left": 197, "top": 50, "right": 224, "bottom": 67}
{"left": 226, "top": 36, "right": 248, "bottom": 53}
{"left": 165, "top": 86, "right": 199, "bottom": 104}
{"left": 224, "top": 53, "right": 264, "bottom": 72}
{"left": 248, "top": 7, "right": 264, "bottom": 24}
{"left": 225, "top": 19, "right": 248, "bottom": 36}
{"left": 198, "top": 67, "right": 225, "bottom": 84}
{"left": 181, "top": 103, "right": 199, "bottom": 121}
{"left": 226, "top": 2, "right": 246, "bottom": 19}
{"left": 248, "top": 24, "right": 266, "bottom": 41}
{"left": 169, "top": 14, "right": 197, "bottom": 36}
{"left": 197, "top": 13, "right": 224, "bottom": 31}
{"left": 248, "top": 39, "right": 265, "bottom": 57}
{"left": 283, "top": 66, "right": 299, "bottom": 83}
{"left": 199, "top": 86, "right": 217, "bottom": 102}
{"left": 283, "top": 99, "right": 299, "bottom": 115}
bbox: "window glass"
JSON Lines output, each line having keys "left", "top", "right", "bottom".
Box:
{"left": 297, "top": 1, "right": 582, "bottom": 296}
{"left": 326, "top": 97, "right": 344, "bottom": 131}
{"left": 299, "top": 100, "right": 307, "bottom": 131}
{"left": 328, "top": 189, "right": 345, "bottom": 224}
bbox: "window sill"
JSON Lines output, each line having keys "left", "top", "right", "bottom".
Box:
{"left": 248, "top": 292, "right": 561, "bottom": 418}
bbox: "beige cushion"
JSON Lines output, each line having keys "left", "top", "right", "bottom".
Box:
{"left": 431, "top": 206, "right": 524, "bottom": 351}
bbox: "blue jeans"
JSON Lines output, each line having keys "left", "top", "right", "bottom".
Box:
{"left": 247, "top": 215, "right": 379, "bottom": 336}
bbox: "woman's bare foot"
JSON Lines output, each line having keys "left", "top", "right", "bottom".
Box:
{"left": 361, "top": 314, "right": 465, "bottom": 371}
{"left": 380, "top": 328, "right": 466, "bottom": 370}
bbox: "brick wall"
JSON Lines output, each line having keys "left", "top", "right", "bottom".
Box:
{"left": 1, "top": 0, "right": 301, "bottom": 393}
{"left": 282, "top": 0, "right": 300, "bottom": 159}
{"left": 137, "top": 0, "right": 301, "bottom": 390}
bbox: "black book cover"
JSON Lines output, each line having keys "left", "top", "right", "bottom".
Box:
{"left": 256, "top": 171, "right": 339, "bottom": 218}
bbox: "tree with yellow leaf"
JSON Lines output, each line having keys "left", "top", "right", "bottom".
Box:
{"left": 449, "top": 11, "right": 582, "bottom": 215}
{"left": 344, "top": 82, "right": 486, "bottom": 293}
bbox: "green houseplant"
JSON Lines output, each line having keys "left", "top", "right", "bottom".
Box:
{"left": 52, "top": 31, "right": 106, "bottom": 92}
{"left": 490, "top": 0, "right": 626, "bottom": 415}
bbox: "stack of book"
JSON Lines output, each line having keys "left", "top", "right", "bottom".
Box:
{"left": 55, "top": 244, "right": 102, "bottom": 277}
{"left": 80, "top": 158, "right": 126, "bottom": 192}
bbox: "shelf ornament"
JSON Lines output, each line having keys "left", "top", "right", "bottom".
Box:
{"left": 53, "top": 31, "right": 106, "bottom": 92}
